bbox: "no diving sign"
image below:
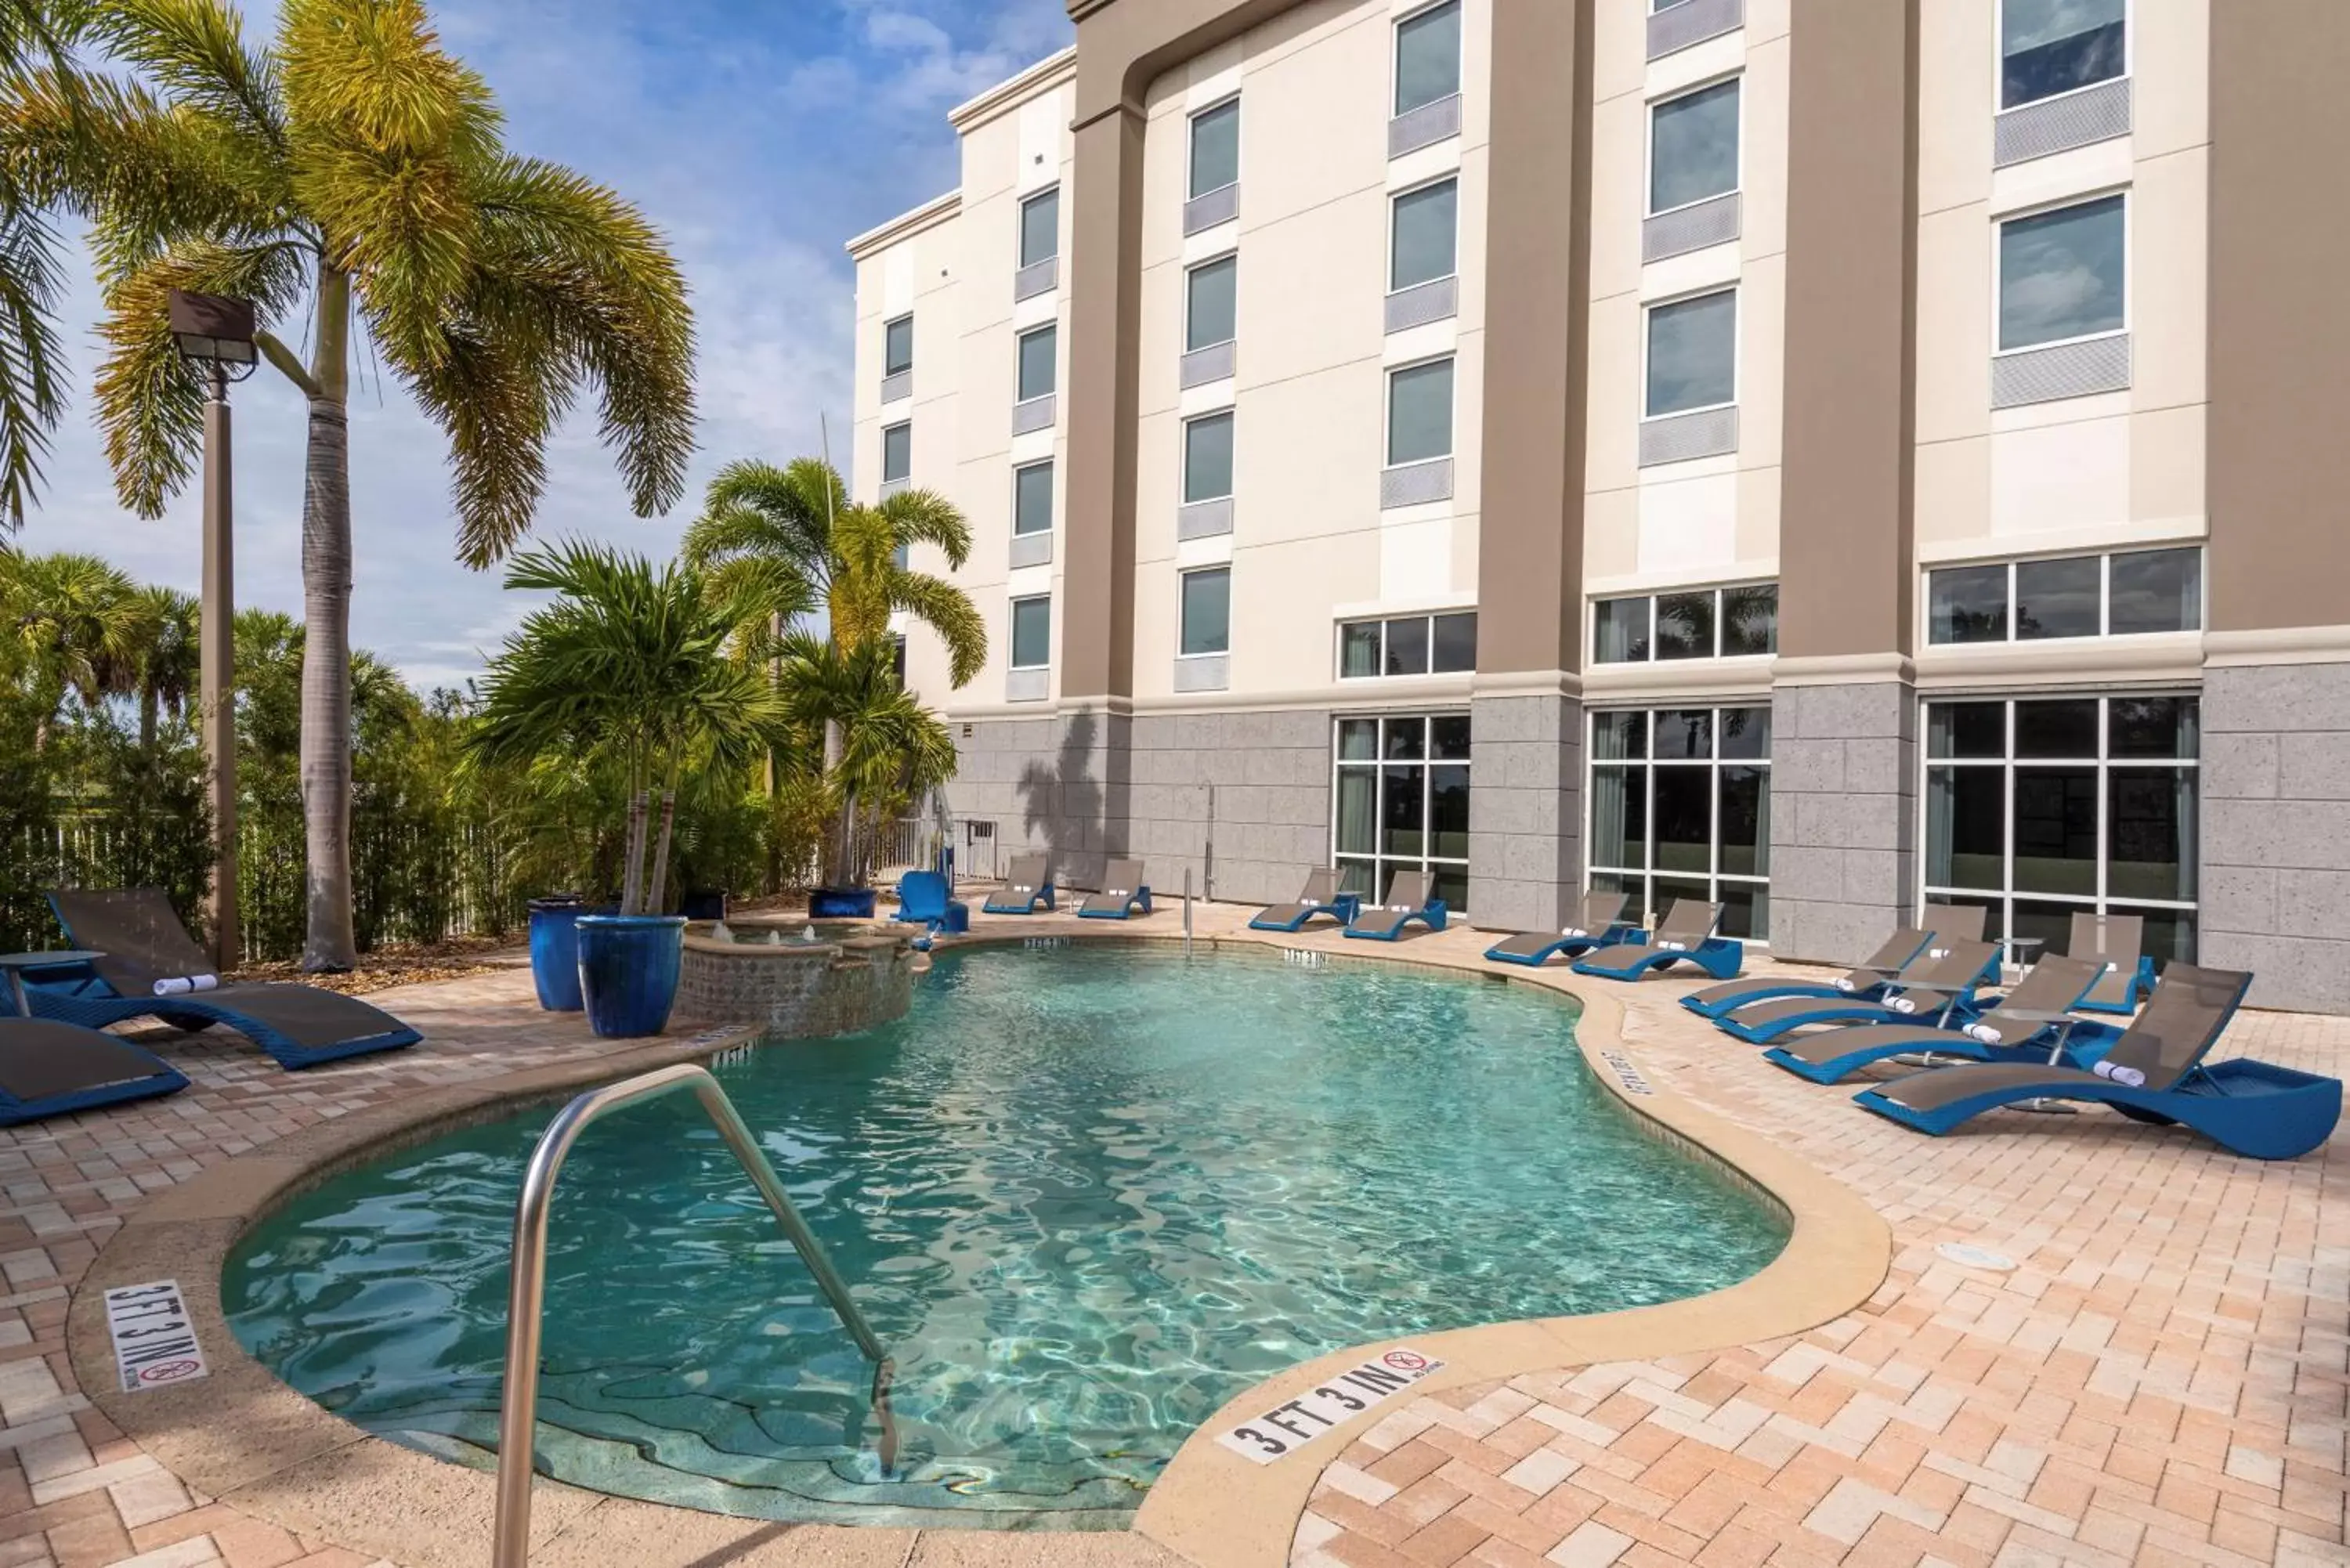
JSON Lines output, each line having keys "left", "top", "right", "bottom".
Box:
{"left": 1214, "top": 1348, "right": 1445, "bottom": 1464}
{"left": 103, "top": 1281, "right": 209, "bottom": 1393}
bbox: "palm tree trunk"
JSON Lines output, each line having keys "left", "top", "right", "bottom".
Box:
{"left": 138, "top": 685, "right": 157, "bottom": 750}
{"left": 822, "top": 717, "right": 845, "bottom": 883}
{"left": 298, "top": 266, "right": 356, "bottom": 971}
{"left": 646, "top": 789, "right": 678, "bottom": 915}
{"left": 619, "top": 761, "right": 648, "bottom": 916}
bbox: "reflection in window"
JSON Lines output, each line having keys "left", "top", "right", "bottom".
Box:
{"left": 2001, "top": 0, "right": 2124, "bottom": 110}
{"left": 884, "top": 316, "right": 913, "bottom": 378}
{"left": 1587, "top": 706, "right": 1771, "bottom": 939}
{"left": 2016, "top": 555, "right": 2100, "bottom": 640}
{"left": 1338, "top": 612, "right": 1477, "bottom": 678}
{"left": 1929, "top": 549, "right": 2201, "bottom": 645}
{"left": 1183, "top": 413, "right": 1235, "bottom": 504}
{"left": 1014, "top": 460, "right": 1054, "bottom": 537}
{"left": 1190, "top": 99, "right": 1241, "bottom": 198}
{"left": 1593, "top": 584, "right": 1774, "bottom": 663}
{"left": 1009, "top": 595, "right": 1051, "bottom": 669}
{"left": 1999, "top": 195, "right": 2124, "bottom": 352}
{"left": 1646, "top": 289, "right": 1737, "bottom": 417}
{"left": 880, "top": 423, "right": 910, "bottom": 485}
{"left": 1334, "top": 714, "right": 1473, "bottom": 914}
{"left": 1392, "top": 179, "right": 1459, "bottom": 291}
{"left": 1019, "top": 187, "right": 1060, "bottom": 268}
{"left": 1395, "top": 1, "right": 1462, "bottom": 117}
{"left": 2108, "top": 547, "right": 2200, "bottom": 635}
{"left": 1017, "top": 325, "right": 1058, "bottom": 402}
{"left": 1650, "top": 78, "right": 1741, "bottom": 215}
{"left": 1180, "top": 568, "right": 1231, "bottom": 657}
{"left": 1387, "top": 358, "right": 1456, "bottom": 465}
{"left": 1186, "top": 256, "right": 1238, "bottom": 351}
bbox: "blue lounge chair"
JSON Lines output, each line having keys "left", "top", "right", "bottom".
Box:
{"left": 1680, "top": 902, "right": 1988, "bottom": 1020}
{"left": 1077, "top": 859, "right": 1154, "bottom": 920}
{"left": 1762, "top": 955, "right": 2108, "bottom": 1083}
{"left": 0, "top": 1016, "right": 188, "bottom": 1125}
{"left": 23, "top": 890, "right": 418, "bottom": 1070}
{"left": 1249, "top": 869, "right": 1358, "bottom": 933}
{"left": 981, "top": 854, "right": 1056, "bottom": 915}
{"left": 1713, "top": 938, "right": 2001, "bottom": 1045}
{"left": 2068, "top": 912, "right": 2158, "bottom": 1015}
{"left": 1343, "top": 872, "right": 1446, "bottom": 941}
{"left": 1485, "top": 891, "right": 1636, "bottom": 967}
{"left": 891, "top": 871, "right": 968, "bottom": 935}
{"left": 1571, "top": 900, "right": 1741, "bottom": 982}
{"left": 1856, "top": 964, "right": 2341, "bottom": 1161}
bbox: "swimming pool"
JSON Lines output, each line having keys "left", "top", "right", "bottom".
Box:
{"left": 223, "top": 945, "right": 1786, "bottom": 1530}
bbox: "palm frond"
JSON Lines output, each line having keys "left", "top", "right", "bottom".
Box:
{"left": 891, "top": 569, "right": 986, "bottom": 688}
{"left": 401, "top": 320, "right": 559, "bottom": 567}
{"left": 875, "top": 486, "right": 971, "bottom": 570}
{"left": 685, "top": 457, "right": 838, "bottom": 583}
{"left": 91, "top": 0, "right": 285, "bottom": 154}
{"left": 0, "top": 197, "right": 66, "bottom": 529}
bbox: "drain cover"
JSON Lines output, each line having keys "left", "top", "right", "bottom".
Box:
{"left": 1936, "top": 1241, "right": 2017, "bottom": 1271}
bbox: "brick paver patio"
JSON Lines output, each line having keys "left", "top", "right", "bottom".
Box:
{"left": 0, "top": 914, "right": 2341, "bottom": 1567}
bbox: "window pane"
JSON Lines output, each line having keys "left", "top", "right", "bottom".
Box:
{"left": 1650, "top": 78, "right": 1741, "bottom": 214}
{"left": 1020, "top": 188, "right": 1059, "bottom": 268}
{"left": 2001, "top": 0, "right": 2125, "bottom": 110}
{"left": 1394, "top": 0, "right": 1462, "bottom": 115}
{"left": 2109, "top": 767, "right": 2195, "bottom": 902}
{"left": 1999, "top": 195, "right": 2125, "bottom": 351}
{"left": 881, "top": 423, "right": 910, "bottom": 482}
{"left": 1190, "top": 99, "right": 1240, "bottom": 197}
{"left": 1337, "top": 719, "right": 1378, "bottom": 761}
{"left": 1180, "top": 569, "right": 1231, "bottom": 656}
{"left": 2016, "top": 699, "right": 2098, "bottom": 758}
{"left": 1929, "top": 701, "right": 2006, "bottom": 760}
{"left": 1719, "top": 881, "right": 1769, "bottom": 942}
{"left": 1655, "top": 876, "right": 1712, "bottom": 927}
{"left": 1336, "top": 858, "right": 1377, "bottom": 898}
{"left": 2011, "top": 898, "right": 2084, "bottom": 961}
{"left": 1592, "top": 710, "right": 1648, "bottom": 761}
{"left": 1653, "top": 766, "right": 1711, "bottom": 873}
{"left": 1183, "top": 413, "right": 1235, "bottom": 502}
{"left": 1429, "top": 764, "right": 1470, "bottom": 859}
{"left": 1381, "top": 767, "right": 1426, "bottom": 858}
{"left": 1391, "top": 179, "right": 1459, "bottom": 291}
{"left": 1430, "top": 714, "right": 1472, "bottom": 761}
{"left": 2109, "top": 547, "right": 2201, "bottom": 634}
{"left": 2013, "top": 766, "right": 2098, "bottom": 894}
{"left": 884, "top": 316, "right": 913, "bottom": 375}
{"left": 1589, "top": 766, "right": 1648, "bottom": 869}
{"left": 1720, "top": 766, "right": 1767, "bottom": 876}
{"left": 1593, "top": 598, "right": 1652, "bottom": 663}
{"left": 1719, "top": 706, "right": 1771, "bottom": 761}
{"left": 1721, "top": 583, "right": 1777, "bottom": 656}
{"left": 1383, "top": 616, "right": 1430, "bottom": 676}
{"left": 1587, "top": 870, "right": 1644, "bottom": 927}
{"left": 1655, "top": 591, "right": 1716, "bottom": 659}
{"left": 1654, "top": 710, "right": 1714, "bottom": 761}
{"left": 1013, "top": 461, "right": 1054, "bottom": 535}
{"left": 1929, "top": 565, "right": 2010, "bottom": 644}
{"left": 1340, "top": 623, "right": 1382, "bottom": 678}
{"left": 1383, "top": 718, "right": 1426, "bottom": 761}
{"left": 2110, "top": 696, "right": 2197, "bottom": 761}
{"left": 1010, "top": 597, "right": 1050, "bottom": 667}
{"left": 1645, "top": 290, "right": 1737, "bottom": 417}
{"left": 1387, "top": 359, "right": 1455, "bottom": 464}
{"left": 2118, "top": 904, "right": 2197, "bottom": 968}
{"left": 2015, "top": 555, "right": 2100, "bottom": 639}
{"left": 1336, "top": 769, "right": 1376, "bottom": 854}
{"left": 1431, "top": 613, "right": 1477, "bottom": 674}
{"left": 1186, "top": 257, "right": 1238, "bottom": 350}
{"left": 1018, "top": 326, "right": 1057, "bottom": 401}
{"left": 1928, "top": 766, "right": 2005, "bottom": 891}
{"left": 1430, "top": 867, "right": 1470, "bottom": 916}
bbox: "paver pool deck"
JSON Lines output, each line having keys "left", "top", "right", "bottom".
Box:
{"left": 0, "top": 905, "right": 2341, "bottom": 1568}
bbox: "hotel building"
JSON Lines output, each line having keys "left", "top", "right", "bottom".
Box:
{"left": 847, "top": 0, "right": 2350, "bottom": 1012}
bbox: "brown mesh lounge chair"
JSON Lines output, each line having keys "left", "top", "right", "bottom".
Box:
{"left": 1856, "top": 964, "right": 2341, "bottom": 1160}
{"left": 1484, "top": 891, "right": 1636, "bottom": 966}
{"left": 1762, "top": 954, "right": 2107, "bottom": 1083}
{"left": 1683, "top": 902, "right": 1986, "bottom": 1019}
{"left": 1077, "top": 860, "right": 1154, "bottom": 919}
{"left": 981, "top": 854, "right": 1056, "bottom": 915}
{"left": 27, "top": 890, "right": 420, "bottom": 1070}
{"left": 1571, "top": 899, "right": 1740, "bottom": 980}
{"left": 1250, "top": 869, "right": 1350, "bottom": 932}
{"left": 1716, "top": 938, "right": 2001, "bottom": 1043}
{"left": 0, "top": 1017, "right": 188, "bottom": 1125}
{"left": 1341, "top": 872, "right": 1446, "bottom": 941}
{"left": 2070, "top": 912, "right": 2157, "bottom": 1013}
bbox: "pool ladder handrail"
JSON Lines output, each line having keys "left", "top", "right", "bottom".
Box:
{"left": 491, "top": 1063, "right": 892, "bottom": 1568}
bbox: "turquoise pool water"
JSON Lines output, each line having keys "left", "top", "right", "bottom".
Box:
{"left": 223, "top": 945, "right": 1785, "bottom": 1530}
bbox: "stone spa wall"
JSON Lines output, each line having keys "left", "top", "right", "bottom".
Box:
{"left": 672, "top": 921, "right": 916, "bottom": 1037}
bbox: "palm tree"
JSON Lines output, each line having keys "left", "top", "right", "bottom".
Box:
{"left": 0, "top": 0, "right": 83, "bottom": 529}
{"left": 466, "top": 541, "right": 779, "bottom": 917}
{"left": 0, "top": 551, "right": 141, "bottom": 734}
{"left": 127, "top": 584, "right": 197, "bottom": 746}
{"left": 772, "top": 630, "right": 956, "bottom": 889}
{"left": 2, "top": 0, "right": 696, "bottom": 968}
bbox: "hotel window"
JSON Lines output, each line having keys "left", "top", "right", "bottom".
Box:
{"left": 1387, "top": 357, "right": 1455, "bottom": 466}
{"left": 1013, "top": 460, "right": 1054, "bottom": 537}
{"left": 1184, "top": 412, "right": 1235, "bottom": 503}
{"left": 1593, "top": 584, "right": 1777, "bottom": 663}
{"left": 1645, "top": 289, "right": 1737, "bottom": 418}
{"left": 1340, "top": 612, "right": 1477, "bottom": 679}
{"left": 1925, "top": 695, "right": 2197, "bottom": 964}
{"left": 1588, "top": 706, "right": 1771, "bottom": 940}
{"left": 1016, "top": 323, "right": 1058, "bottom": 403}
{"left": 1649, "top": 78, "right": 1740, "bottom": 215}
{"left": 1334, "top": 714, "right": 1471, "bottom": 915}
{"left": 1394, "top": 1, "right": 1461, "bottom": 116}
{"left": 1390, "top": 178, "right": 1459, "bottom": 292}
{"left": 880, "top": 422, "right": 911, "bottom": 485}
{"left": 883, "top": 315, "right": 913, "bottom": 378}
{"left": 1927, "top": 547, "right": 2200, "bottom": 645}
{"left": 1009, "top": 595, "right": 1051, "bottom": 670}
{"left": 1999, "top": 195, "right": 2124, "bottom": 352}
{"left": 1180, "top": 567, "right": 1231, "bottom": 657}
{"left": 1019, "top": 186, "right": 1060, "bottom": 269}
{"left": 1190, "top": 99, "right": 1240, "bottom": 200}
{"left": 2001, "top": 0, "right": 2124, "bottom": 110}
{"left": 1186, "top": 255, "right": 1237, "bottom": 352}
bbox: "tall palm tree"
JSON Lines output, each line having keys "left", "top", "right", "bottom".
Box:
{"left": 2, "top": 0, "right": 696, "bottom": 968}
{"left": 0, "top": 550, "right": 140, "bottom": 732}
{"left": 127, "top": 583, "right": 197, "bottom": 746}
{"left": 772, "top": 630, "right": 956, "bottom": 888}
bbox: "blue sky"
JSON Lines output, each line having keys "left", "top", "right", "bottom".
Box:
{"left": 11, "top": 0, "right": 1071, "bottom": 691}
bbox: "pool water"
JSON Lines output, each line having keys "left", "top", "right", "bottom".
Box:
{"left": 224, "top": 946, "right": 1785, "bottom": 1530}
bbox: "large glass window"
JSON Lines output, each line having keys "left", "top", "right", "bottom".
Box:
{"left": 1999, "top": 195, "right": 2124, "bottom": 352}
{"left": 1587, "top": 706, "right": 1772, "bottom": 939}
{"left": 883, "top": 316, "right": 913, "bottom": 378}
{"left": 1013, "top": 460, "right": 1054, "bottom": 537}
{"left": 1650, "top": 78, "right": 1740, "bottom": 215}
{"left": 1190, "top": 99, "right": 1240, "bottom": 199}
{"left": 1593, "top": 584, "right": 1776, "bottom": 663}
{"left": 1180, "top": 568, "right": 1231, "bottom": 657}
{"left": 1186, "top": 256, "right": 1238, "bottom": 352}
{"left": 1927, "top": 547, "right": 2201, "bottom": 645}
{"left": 1009, "top": 596, "right": 1051, "bottom": 670}
{"left": 1927, "top": 695, "right": 2197, "bottom": 965}
{"left": 1019, "top": 186, "right": 1060, "bottom": 268}
{"left": 2002, "top": 0, "right": 2125, "bottom": 110}
{"left": 1339, "top": 612, "right": 1477, "bottom": 678}
{"left": 1017, "top": 324, "right": 1058, "bottom": 403}
{"left": 1387, "top": 357, "right": 1455, "bottom": 465}
{"left": 1334, "top": 714, "right": 1472, "bottom": 914}
{"left": 881, "top": 423, "right": 910, "bottom": 484}
{"left": 1183, "top": 413, "right": 1234, "bottom": 504}
{"left": 1645, "top": 289, "right": 1737, "bottom": 417}
{"left": 1394, "top": 1, "right": 1462, "bottom": 116}
{"left": 1391, "top": 178, "right": 1459, "bottom": 291}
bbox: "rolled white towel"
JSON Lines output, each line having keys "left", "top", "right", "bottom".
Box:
{"left": 1927, "top": 946, "right": 1951, "bottom": 960}
{"left": 1964, "top": 1021, "right": 2005, "bottom": 1045}
{"left": 152, "top": 974, "right": 219, "bottom": 997}
{"left": 1889, "top": 995, "right": 1918, "bottom": 1014}
{"left": 1659, "top": 940, "right": 1687, "bottom": 952}
{"left": 2092, "top": 1060, "right": 2146, "bottom": 1088}
{"left": 1834, "top": 977, "right": 1856, "bottom": 992}
{"left": 1560, "top": 927, "right": 1586, "bottom": 939}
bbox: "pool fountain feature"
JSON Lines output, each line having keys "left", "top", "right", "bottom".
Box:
{"left": 671, "top": 916, "right": 915, "bottom": 1036}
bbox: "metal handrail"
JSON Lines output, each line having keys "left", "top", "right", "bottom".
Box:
{"left": 491, "top": 1064, "right": 891, "bottom": 1567}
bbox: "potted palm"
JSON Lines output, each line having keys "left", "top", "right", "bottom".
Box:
{"left": 467, "top": 544, "right": 779, "bottom": 1037}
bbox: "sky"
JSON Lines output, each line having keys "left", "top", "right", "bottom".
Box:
{"left": 9, "top": 0, "right": 1072, "bottom": 692}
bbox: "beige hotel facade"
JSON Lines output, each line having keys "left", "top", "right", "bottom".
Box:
{"left": 848, "top": 0, "right": 2350, "bottom": 1012}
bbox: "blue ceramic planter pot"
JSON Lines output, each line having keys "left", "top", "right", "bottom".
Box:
{"left": 526, "top": 898, "right": 586, "bottom": 1012}
{"left": 576, "top": 915, "right": 689, "bottom": 1039}
{"left": 809, "top": 886, "right": 878, "bottom": 919}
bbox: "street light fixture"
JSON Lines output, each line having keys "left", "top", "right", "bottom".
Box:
{"left": 168, "top": 289, "right": 257, "bottom": 973}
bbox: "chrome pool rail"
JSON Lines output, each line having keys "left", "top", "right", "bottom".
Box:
{"left": 491, "top": 1062, "right": 892, "bottom": 1568}
{"left": 1183, "top": 867, "right": 1195, "bottom": 956}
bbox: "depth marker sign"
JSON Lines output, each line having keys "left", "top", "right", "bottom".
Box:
{"left": 1215, "top": 1348, "right": 1445, "bottom": 1464}
{"left": 103, "top": 1280, "right": 209, "bottom": 1392}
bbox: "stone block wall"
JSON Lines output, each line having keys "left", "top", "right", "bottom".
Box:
{"left": 1126, "top": 710, "right": 1331, "bottom": 909}
{"left": 1468, "top": 694, "right": 1582, "bottom": 932}
{"left": 942, "top": 710, "right": 1130, "bottom": 891}
{"left": 1766, "top": 681, "right": 1916, "bottom": 963}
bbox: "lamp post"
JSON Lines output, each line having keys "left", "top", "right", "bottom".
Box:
{"left": 168, "top": 290, "right": 258, "bottom": 973}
